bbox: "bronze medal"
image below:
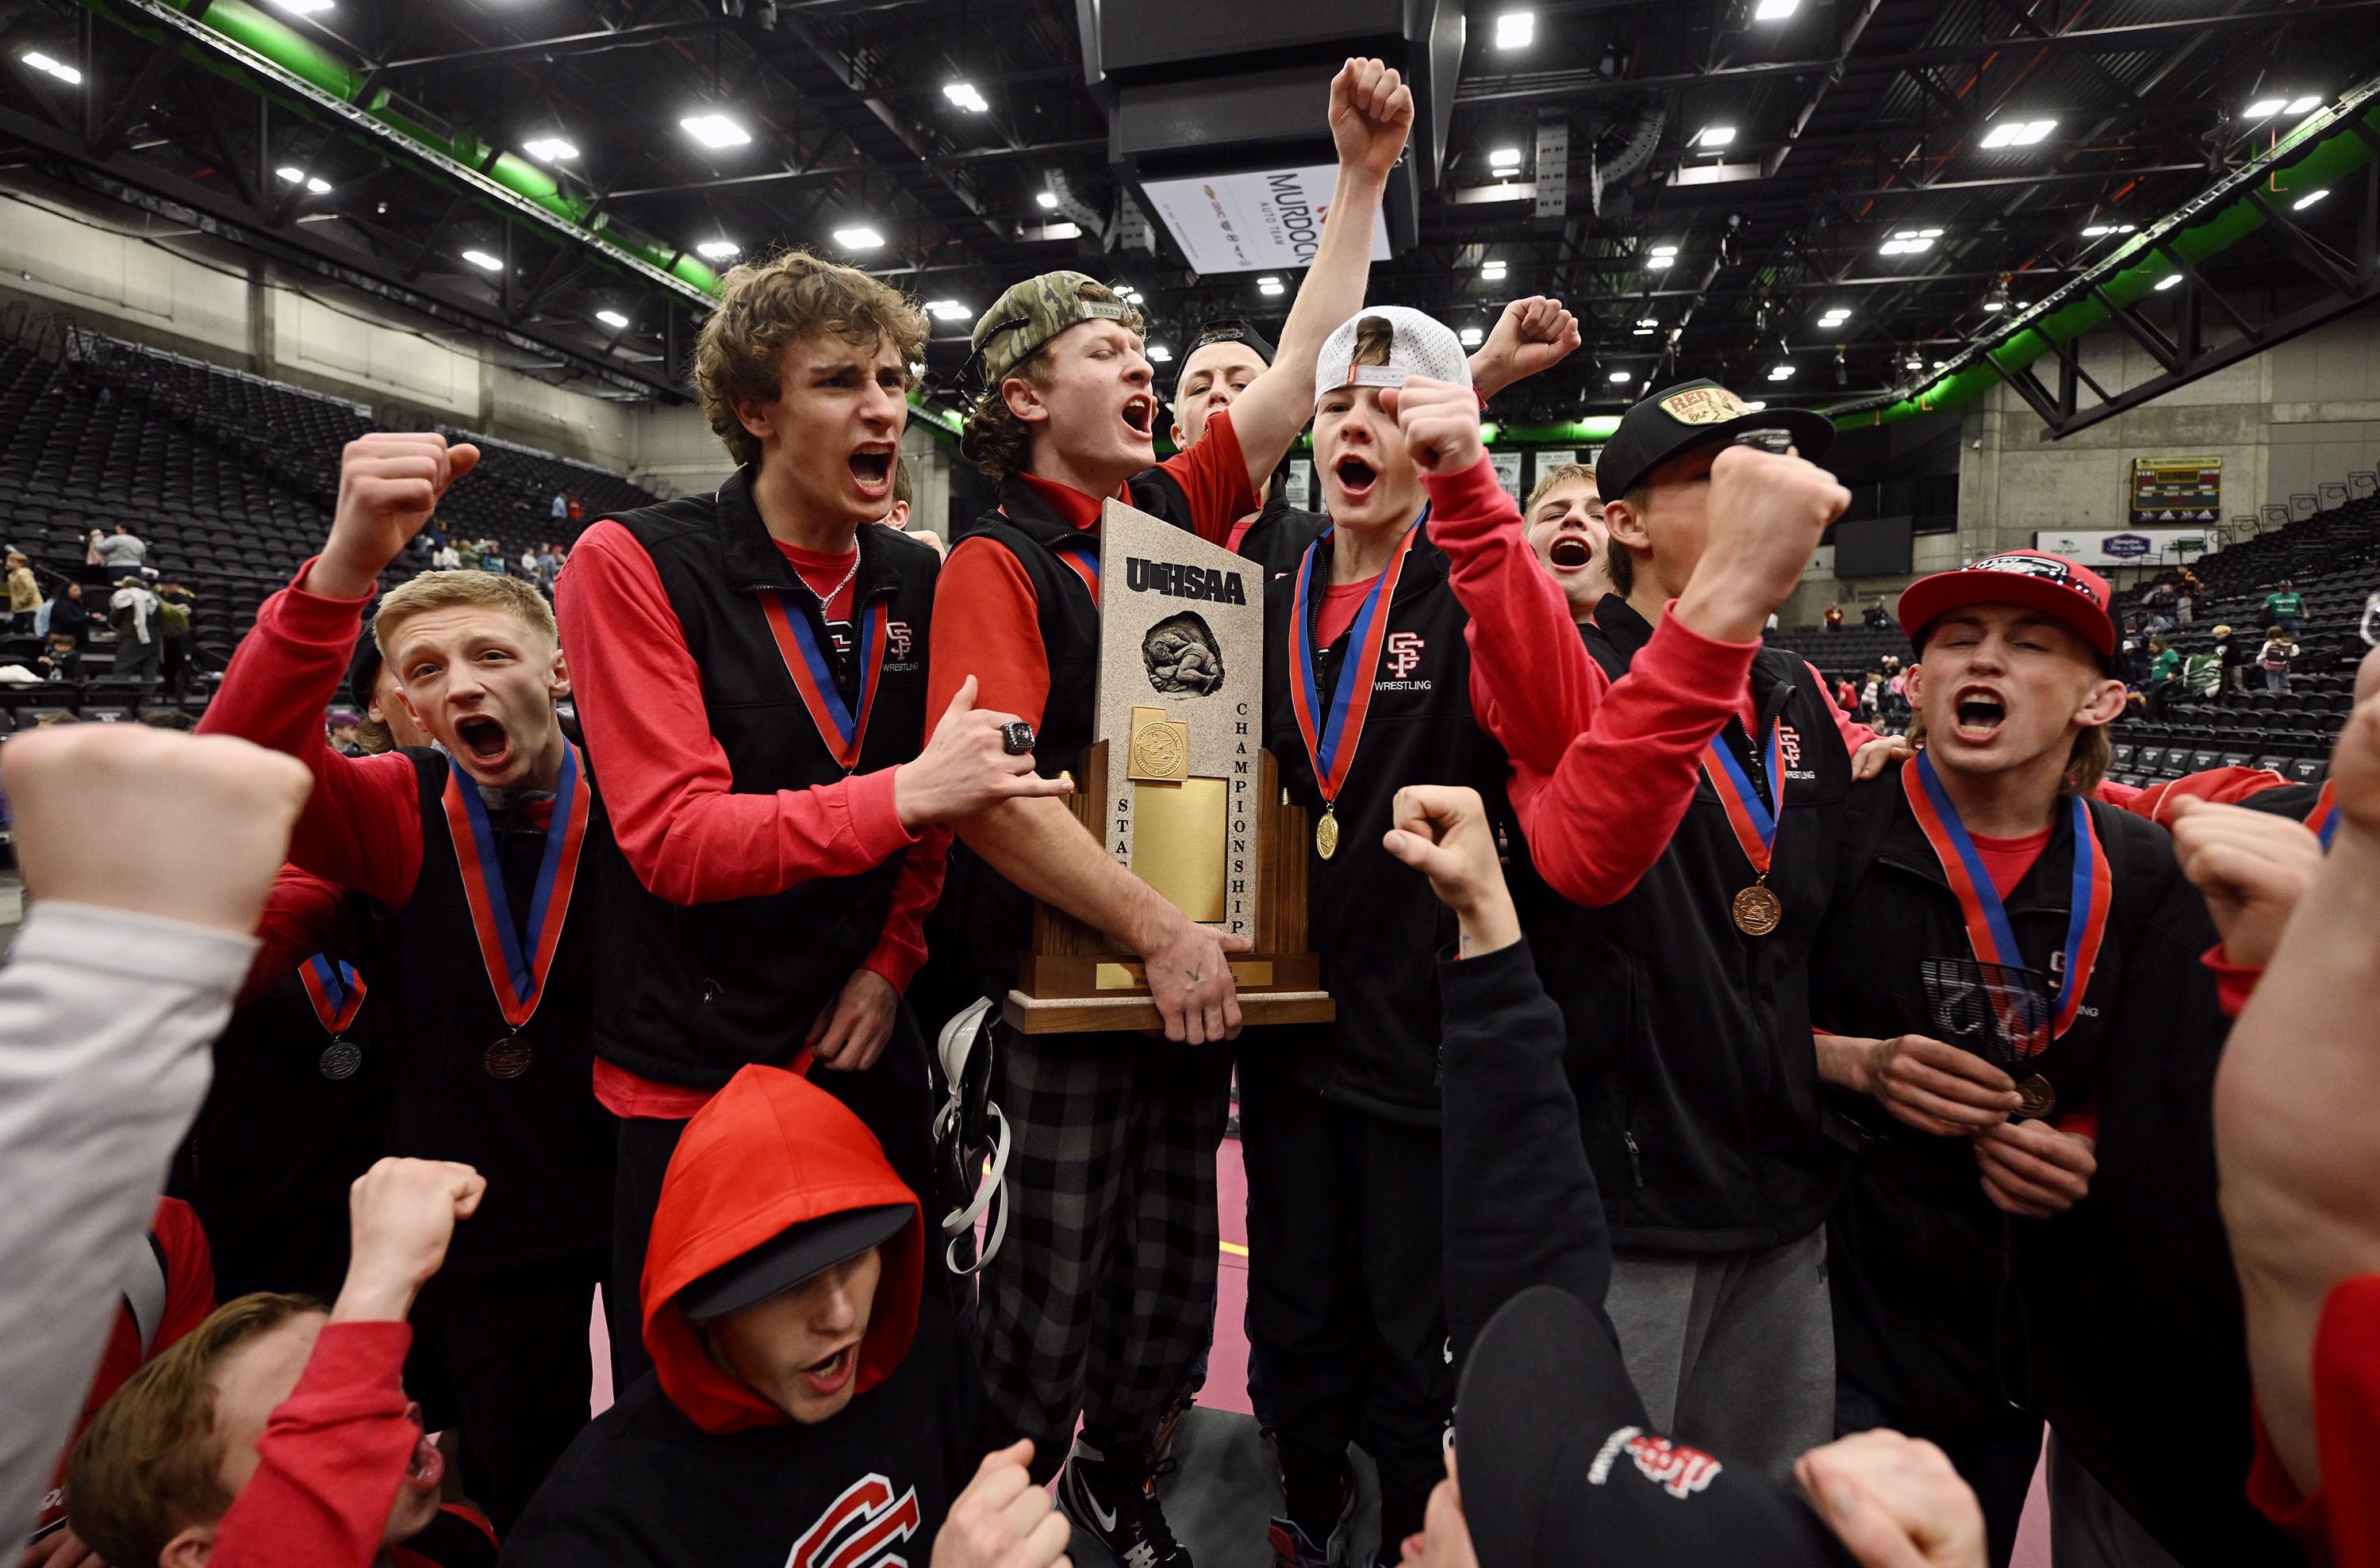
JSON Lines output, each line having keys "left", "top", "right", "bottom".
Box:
{"left": 2016, "top": 1073, "right": 2056, "bottom": 1121}
{"left": 317, "top": 1040, "right": 362, "bottom": 1081}
{"left": 1315, "top": 807, "right": 1340, "bottom": 861}
{"left": 483, "top": 1035, "right": 535, "bottom": 1079}
{"left": 1731, "top": 883, "right": 1783, "bottom": 936}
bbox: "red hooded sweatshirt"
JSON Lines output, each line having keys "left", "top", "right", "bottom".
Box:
{"left": 502, "top": 1065, "right": 996, "bottom": 1566}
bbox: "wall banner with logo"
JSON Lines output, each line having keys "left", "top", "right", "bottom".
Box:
{"left": 2034, "top": 528, "right": 2211, "bottom": 567}
{"left": 1138, "top": 166, "right": 1393, "bottom": 275}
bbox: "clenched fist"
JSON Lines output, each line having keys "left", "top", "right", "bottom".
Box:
{"left": 307, "top": 432, "right": 482, "bottom": 600}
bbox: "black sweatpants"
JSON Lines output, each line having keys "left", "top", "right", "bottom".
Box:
{"left": 405, "top": 1248, "right": 607, "bottom": 1539}
{"left": 607, "top": 1001, "right": 940, "bottom": 1392}
{"left": 1240, "top": 1054, "right": 1453, "bottom": 1561}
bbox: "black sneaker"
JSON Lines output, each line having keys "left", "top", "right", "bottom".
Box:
{"left": 1267, "top": 1464, "right": 1354, "bottom": 1568}
{"left": 1058, "top": 1436, "right": 1193, "bottom": 1568}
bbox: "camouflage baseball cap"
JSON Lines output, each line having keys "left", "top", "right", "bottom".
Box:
{"left": 967, "top": 270, "right": 1135, "bottom": 389}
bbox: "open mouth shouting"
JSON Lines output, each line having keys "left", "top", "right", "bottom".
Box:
{"left": 1549, "top": 534, "right": 1593, "bottom": 569}
{"left": 1334, "top": 456, "right": 1379, "bottom": 501}
{"left": 402, "top": 1427, "right": 444, "bottom": 1497}
{"left": 848, "top": 447, "right": 894, "bottom": 496}
{"left": 1119, "top": 393, "right": 1156, "bottom": 441}
{"left": 1951, "top": 685, "right": 2007, "bottom": 742}
{"left": 803, "top": 1340, "right": 859, "bottom": 1398}
{"left": 454, "top": 713, "right": 512, "bottom": 769}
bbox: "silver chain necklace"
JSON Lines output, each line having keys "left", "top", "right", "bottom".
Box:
{"left": 804, "top": 550, "right": 862, "bottom": 614}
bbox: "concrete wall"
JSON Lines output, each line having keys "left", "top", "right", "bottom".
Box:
{"left": 1782, "top": 302, "right": 2380, "bottom": 627}
{"left": 0, "top": 186, "right": 636, "bottom": 471}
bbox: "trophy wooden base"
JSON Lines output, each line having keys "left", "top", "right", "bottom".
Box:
{"left": 1001, "top": 986, "right": 1335, "bottom": 1036}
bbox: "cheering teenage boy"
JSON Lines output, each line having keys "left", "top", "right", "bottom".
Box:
{"left": 557, "top": 252, "right": 1061, "bottom": 1387}
{"left": 931, "top": 56, "right": 1412, "bottom": 1566}
{"left": 1807, "top": 553, "right": 2291, "bottom": 1566}
{"left": 1421, "top": 378, "right": 1879, "bottom": 1478}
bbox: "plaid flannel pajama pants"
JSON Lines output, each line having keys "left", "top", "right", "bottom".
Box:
{"left": 977, "top": 1025, "right": 1233, "bottom": 1473}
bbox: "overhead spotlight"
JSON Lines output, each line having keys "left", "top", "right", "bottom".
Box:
{"left": 2154, "top": 273, "right": 2182, "bottom": 290}
{"left": 595, "top": 309, "right": 631, "bottom": 328}
{"left": 923, "top": 299, "right": 973, "bottom": 320}
{"left": 305, "top": 176, "right": 330, "bottom": 194}
{"left": 943, "top": 82, "right": 989, "bottom": 113}
{"left": 523, "top": 137, "right": 578, "bottom": 163}
{"left": 1491, "top": 163, "right": 1522, "bottom": 178}
{"left": 267, "top": 0, "right": 332, "bottom": 12}
{"left": 1636, "top": 316, "right": 1659, "bottom": 328}
{"left": 696, "top": 240, "right": 741, "bottom": 260}
{"left": 680, "top": 113, "right": 750, "bottom": 148}
{"left": 1036, "top": 190, "right": 1060, "bottom": 209}
{"left": 1979, "top": 117, "right": 2057, "bottom": 148}
{"left": 1649, "top": 243, "right": 1679, "bottom": 257}
{"left": 1741, "top": 400, "right": 1768, "bottom": 411}
{"left": 1495, "top": 11, "right": 1534, "bottom": 49}
{"left": 460, "top": 249, "right": 502, "bottom": 271}
{"left": 1981, "top": 278, "right": 2010, "bottom": 312}
{"left": 275, "top": 166, "right": 306, "bottom": 183}
{"left": 1694, "top": 125, "right": 1737, "bottom": 148}
{"left": 1257, "top": 275, "right": 1285, "bottom": 296}
{"left": 1879, "top": 228, "right": 1938, "bottom": 255}
{"left": 1147, "top": 343, "right": 1173, "bottom": 362}
{"left": 2244, "top": 97, "right": 2288, "bottom": 119}
{"left": 2285, "top": 95, "right": 2322, "bottom": 114}
{"left": 1633, "top": 325, "right": 1656, "bottom": 335}
{"left": 1123, "top": 289, "right": 1145, "bottom": 304}
{"left": 1768, "top": 363, "right": 1795, "bottom": 380}
{"left": 2294, "top": 188, "right": 2329, "bottom": 209}
{"left": 1607, "top": 368, "right": 1633, "bottom": 383}
{"left": 1480, "top": 259, "right": 1508, "bottom": 283}
{"left": 1920, "top": 227, "right": 1944, "bottom": 238}
{"left": 1754, "top": 0, "right": 1798, "bottom": 17}
{"left": 1906, "top": 355, "right": 1925, "bottom": 370}
{"left": 1645, "top": 254, "right": 1674, "bottom": 270}
{"left": 833, "top": 226, "right": 885, "bottom": 249}
{"left": 2082, "top": 223, "right": 2112, "bottom": 236}
{"left": 19, "top": 51, "right": 81, "bottom": 84}
{"left": 1459, "top": 325, "right": 1485, "bottom": 347}
{"left": 1820, "top": 307, "right": 1852, "bottom": 324}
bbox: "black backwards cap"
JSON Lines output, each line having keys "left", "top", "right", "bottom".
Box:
{"left": 1172, "top": 319, "right": 1277, "bottom": 401}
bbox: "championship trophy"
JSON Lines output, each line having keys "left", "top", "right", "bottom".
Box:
{"left": 1000, "top": 498, "right": 1334, "bottom": 1033}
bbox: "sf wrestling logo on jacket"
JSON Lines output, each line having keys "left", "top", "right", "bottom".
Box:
{"left": 786, "top": 1474, "right": 921, "bottom": 1568}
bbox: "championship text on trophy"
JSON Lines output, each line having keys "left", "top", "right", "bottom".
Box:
{"left": 1000, "top": 498, "right": 1334, "bottom": 1033}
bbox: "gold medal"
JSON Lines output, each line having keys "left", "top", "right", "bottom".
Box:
{"left": 483, "top": 1034, "right": 535, "bottom": 1079}
{"left": 1315, "top": 807, "right": 1340, "bottom": 861}
{"left": 1731, "top": 883, "right": 1783, "bottom": 936}
{"left": 2016, "top": 1074, "right": 2056, "bottom": 1121}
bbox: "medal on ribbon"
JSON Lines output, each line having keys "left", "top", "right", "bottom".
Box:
{"left": 2307, "top": 779, "right": 2340, "bottom": 849}
{"left": 1902, "top": 749, "right": 2109, "bottom": 1114}
{"left": 1288, "top": 523, "right": 1418, "bottom": 861}
{"left": 1703, "top": 723, "right": 1786, "bottom": 934}
{"left": 440, "top": 742, "right": 593, "bottom": 1080}
{"left": 300, "top": 953, "right": 367, "bottom": 1081}
{"left": 759, "top": 589, "right": 889, "bottom": 772}
{"left": 1054, "top": 537, "right": 1102, "bottom": 604}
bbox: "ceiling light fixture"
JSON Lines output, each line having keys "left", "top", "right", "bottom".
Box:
{"left": 1645, "top": 255, "right": 1674, "bottom": 270}
{"left": 1608, "top": 369, "right": 1633, "bottom": 383}
{"left": 2294, "top": 188, "right": 2329, "bottom": 209}
{"left": 1147, "top": 343, "right": 1173, "bottom": 362}
{"left": 1879, "top": 228, "right": 1939, "bottom": 255}
{"left": 267, "top": 0, "right": 332, "bottom": 12}
{"left": 1481, "top": 261, "right": 1508, "bottom": 282}
{"left": 2154, "top": 274, "right": 2182, "bottom": 290}
{"left": 1754, "top": 0, "right": 1798, "bottom": 17}
{"left": 596, "top": 309, "right": 630, "bottom": 328}
{"left": 2244, "top": 97, "right": 2288, "bottom": 119}
{"left": 680, "top": 113, "right": 750, "bottom": 148}
{"left": 1257, "top": 275, "right": 1285, "bottom": 296}
{"left": 523, "top": 137, "right": 578, "bottom": 163}
{"left": 923, "top": 299, "right": 973, "bottom": 320}
{"left": 943, "top": 82, "right": 989, "bottom": 113}
{"left": 1633, "top": 326, "right": 1655, "bottom": 335}
{"left": 2285, "top": 95, "right": 2322, "bottom": 113}
{"left": 833, "top": 226, "right": 885, "bottom": 249}
{"left": 1742, "top": 400, "right": 1769, "bottom": 412}
{"left": 1768, "top": 363, "right": 1795, "bottom": 380}
{"left": 696, "top": 239, "right": 740, "bottom": 260}
{"left": 1488, "top": 146, "right": 1522, "bottom": 167}
{"left": 1695, "top": 125, "right": 1737, "bottom": 148}
{"left": 1981, "top": 277, "right": 2011, "bottom": 313}
{"left": 1459, "top": 326, "right": 1485, "bottom": 346}
{"left": 1036, "top": 190, "right": 1059, "bottom": 209}
{"left": 20, "top": 50, "right": 81, "bottom": 83}
{"left": 461, "top": 249, "right": 502, "bottom": 271}
{"left": 1980, "top": 117, "right": 2057, "bottom": 148}
{"left": 1495, "top": 11, "right": 1534, "bottom": 49}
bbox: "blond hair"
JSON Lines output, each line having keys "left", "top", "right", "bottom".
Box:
{"left": 960, "top": 281, "right": 1142, "bottom": 481}
{"left": 1526, "top": 461, "right": 1599, "bottom": 516}
{"left": 696, "top": 249, "right": 927, "bottom": 470}
{"left": 67, "top": 1293, "right": 324, "bottom": 1568}
{"left": 374, "top": 569, "right": 556, "bottom": 656}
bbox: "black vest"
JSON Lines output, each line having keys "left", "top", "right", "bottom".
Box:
{"left": 944, "top": 469, "right": 1203, "bottom": 998}
{"left": 1514, "top": 596, "right": 1853, "bottom": 1254}
{"left": 589, "top": 474, "right": 937, "bottom": 1084}
{"left": 370, "top": 750, "right": 613, "bottom": 1273}
{"left": 1262, "top": 521, "right": 1522, "bottom": 1125}
{"left": 1234, "top": 488, "right": 1330, "bottom": 582}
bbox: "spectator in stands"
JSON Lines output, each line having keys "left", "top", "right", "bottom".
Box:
{"left": 2176, "top": 565, "right": 2201, "bottom": 623}
{"left": 429, "top": 540, "right": 461, "bottom": 571}
{"left": 109, "top": 577, "right": 163, "bottom": 685}
{"left": 2263, "top": 579, "right": 2306, "bottom": 637}
{"left": 83, "top": 530, "right": 104, "bottom": 569}
{"left": 1884, "top": 661, "right": 1910, "bottom": 727}
{"left": 95, "top": 525, "right": 147, "bottom": 575}
{"left": 1826, "top": 600, "right": 1845, "bottom": 632}
{"left": 326, "top": 710, "right": 363, "bottom": 758}
{"left": 63, "top": 1157, "right": 491, "bottom": 1568}
{"left": 1861, "top": 667, "right": 1883, "bottom": 722}
{"left": 2260, "top": 625, "right": 2301, "bottom": 695}
{"left": 2147, "top": 634, "right": 2181, "bottom": 716}
{"left": 6, "top": 552, "right": 37, "bottom": 628}
{"left": 155, "top": 579, "right": 194, "bottom": 699}
{"left": 2213, "top": 623, "right": 2250, "bottom": 700}
{"left": 536, "top": 544, "right": 561, "bottom": 590}
{"left": 2144, "top": 605, "right": 2177, "bottom": 639}
{"left": 1864, "top": 596, "right": 1891, "bottom": 628}
{"left": 518, "top": 546, "right": 539, "bottom": 580}
{"left": 551, "top": 492, "right": 569, "bottom": 523}
{"left": 565, "top": 494, "right": 582, "bottom": 523}
{"left": 39, "top": 633, "right": 82, "bottom": 684}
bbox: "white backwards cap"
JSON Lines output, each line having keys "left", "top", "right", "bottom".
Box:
{"left": 1314, "top": 305, "right": 1472, "bottom": 402}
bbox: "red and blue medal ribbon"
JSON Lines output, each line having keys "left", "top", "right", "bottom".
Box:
{"left": 2307, "top": 780, "right": 2340, "bottom": 849}
{"left": 440, "top": 742, "right": 592, "bottom": 1030}
{"left": 1053, "top": 536, "right": 1101, "bottom": 603}
{"left": 1903, "top": 749, "right": 2110, "bottom": 1043}
{"left": 1287, "top": 523, "right": 1418, "bottom": 805}
{"left": 759, "top": 589, "right": 889, "bottom": 772}
{"left": 1703, "top": 724, "right": 1785, "bottom": 878}
{"left": 298, "top": 954, "right": 366, "bottom": 1036}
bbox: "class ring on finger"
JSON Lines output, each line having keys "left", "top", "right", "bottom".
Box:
{"left": 1000, "top": 721, "right": 1037, "bottom": 756}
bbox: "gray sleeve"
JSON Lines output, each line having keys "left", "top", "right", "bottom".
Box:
{"left": 0, "top": 902, "right": 254, "bottom": 1543}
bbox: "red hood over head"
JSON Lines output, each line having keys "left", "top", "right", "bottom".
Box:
{"left": 639, "top": 1064, "right": 923, "bottom": 1435}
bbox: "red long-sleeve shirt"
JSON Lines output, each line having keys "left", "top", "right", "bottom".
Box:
{"left": 210, "top": 1321, "right": 440, "bottom": 1568}
{"left": 2248, "top": 1275, "right": 2380, "bottom": 1568}
{"left": 554, "top": 522, "right": 945, "bottom": 995}
{"left": 240, "top": 866, "right": 362, "bottom": 1007}
{"left": 1422, "top": 456, "right": 1879, "bottom": 907}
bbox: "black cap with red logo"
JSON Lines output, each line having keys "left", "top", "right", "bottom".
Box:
{"left": 1458, "top": 1286, "right": 1852, "bottom": 1567}
{"left": 1896, "top": 550, "right": 2118, "bottom": 659}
